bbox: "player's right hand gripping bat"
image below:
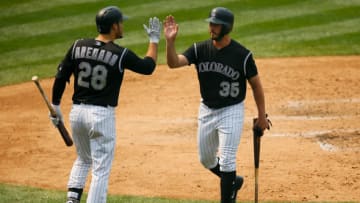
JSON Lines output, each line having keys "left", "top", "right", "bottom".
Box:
{"left": 253, "top": 114, "right": 272, "bottom": 203}
{"left": 32, "top": 76, "right": 73, "bottom": 147}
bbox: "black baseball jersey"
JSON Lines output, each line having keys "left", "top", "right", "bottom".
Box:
{"left": 183, "top": 39, "right": 258, "bottom": 109}
{"left": 52, "top": 38, "right": 155, "bottom": 107}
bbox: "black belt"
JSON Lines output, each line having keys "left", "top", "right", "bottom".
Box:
{"left": 73, "top": 101, "right": 110, "bottom": 108}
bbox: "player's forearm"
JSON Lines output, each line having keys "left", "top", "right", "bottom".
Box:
{"left": 145, "top": 42, "right": 158, "bottom": 62}
{"left": 250, "top": 76, "right": 266, "bottom": 118}
{"left": 253, "top": 87, "right": 266, "bottom": 118}
{"left": 52, "top": 77, "right": 67, "bottom": 105}
{"left": 253, "top": 87, "right": 270, "bottom": 130}
{"left": 166, "top": 40, "right": 180, "bottom": 68}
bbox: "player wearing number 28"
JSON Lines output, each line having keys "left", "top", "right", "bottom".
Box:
{"left": 164, "top": 7, "right": 269, "bottom": 203}
{"left": 50, "top": 6, "right": 161, "bottom": 203}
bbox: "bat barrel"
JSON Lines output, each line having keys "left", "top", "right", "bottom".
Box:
{"left": 255, "top": 169, "right": 259, "bottom": 203}
{"left": 253, "top": 117, "right": 262, "bottom": 203}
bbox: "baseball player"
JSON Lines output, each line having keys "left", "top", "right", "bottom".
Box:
{"left": 49, "top": 6, "right": 161, "bottom": 203}
{"left": 164, "top": 7, "right": 269, "bottom": 203}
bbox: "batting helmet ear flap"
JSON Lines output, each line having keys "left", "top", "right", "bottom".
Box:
{"left": 221, "top": 23, "right": 233, "bottom": 36}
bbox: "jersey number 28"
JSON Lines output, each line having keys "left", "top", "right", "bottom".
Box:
{"left": 78, "top": 62, "right": 108, "bottom": 90}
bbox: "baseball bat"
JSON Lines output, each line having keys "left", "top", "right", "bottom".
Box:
{"left": 253, "top": 118, "right": 263, "bottom": 203}
{"left": 32, "top": 76, "right": 73, "bottom": 146}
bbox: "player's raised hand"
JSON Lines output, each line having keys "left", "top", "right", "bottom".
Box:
{"left": 143, "top": 17, "right": 161, "bottom": 44}
{"left": 163, "top": 15, "right": 179, "bottom": 42}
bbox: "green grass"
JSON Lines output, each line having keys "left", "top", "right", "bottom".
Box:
{"left": 0, "top": 183, "right": 218, "bottom": 203}
{"left": 0, "top": 0, "right": 359, "bottom": 86}
{"left": 1, "top": 183, "right": 358, "bottom": 203}
{"left": 2, "top": 184, "right": 358, "bottom": 203}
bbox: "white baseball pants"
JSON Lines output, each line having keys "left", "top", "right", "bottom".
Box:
{"left": 197, "top": 102, "right": 244, "bottom": 172}
{"left": 67, "top": 104, "right": 116, "bottom": 203}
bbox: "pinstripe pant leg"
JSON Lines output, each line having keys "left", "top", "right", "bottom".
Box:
{"left": 68, "top": 105, "right": 92, "bottom": 191}
{"left": 86, "top": 106, "right": 116, "bottom": 203}
{"left": 217, "top": 102, "right": 244, "bottom": 172}
{"left": 198, "top": 102, "right": 219, "bottom": 169}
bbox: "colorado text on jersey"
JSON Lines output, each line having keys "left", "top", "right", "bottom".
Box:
{"left": 198, "top": 61, "right": 240, "bottom": 80}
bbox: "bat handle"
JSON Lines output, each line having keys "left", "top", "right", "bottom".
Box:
{"left": 32, "top": 79, "right": 57, "bottom": 116}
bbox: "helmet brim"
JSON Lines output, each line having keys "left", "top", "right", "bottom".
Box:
{"left": 122, "top": 15, "right": 129, "bottom": 21}
{"left": 205, "top": 17, "right": 227, "bottom": 25}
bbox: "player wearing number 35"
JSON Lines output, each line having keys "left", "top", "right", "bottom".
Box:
{"left": 164, "top": 7, "right": 269, "bottom": 203}
{"left": 51, "top": 6, "right": 160, "bottom": 203}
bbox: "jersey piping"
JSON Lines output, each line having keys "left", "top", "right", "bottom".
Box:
{"left": 118, "top": 48, "right": 127, "bottom": 73}
{"left": 71, "top": 39, "right": 81, "bottom": 60}
{"left": 243, "top": 52, "right": 252, "bottom": 77}
{"left": 194, "top": 43, "right": 198, "bottom": 60}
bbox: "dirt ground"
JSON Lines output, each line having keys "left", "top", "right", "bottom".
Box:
{"left": 0, "top": 56, "right": 359, "bottom": 202}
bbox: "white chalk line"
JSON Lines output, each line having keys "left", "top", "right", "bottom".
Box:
{"left": 269, "top": 129, "right": 360, "bottom": 138}
{"left": 269, "top": 129, "right": 360, "bottom": 152}
{"left": 124, "top": 114, "right": 359, "bottom": 124}
{"left": 277, "top": 98, "right": 360, "bottom": 151}
{"left": 287, "top": 98, "right": 360, "bottom": 108}
{"left": 269, "top": 115, "right": 358, "bottom": 121}
{"left": 317, "top": 141, "right": 360, "bottom": 152}
{"left": 317, "top": 141, "right": 340, "bottom": 152}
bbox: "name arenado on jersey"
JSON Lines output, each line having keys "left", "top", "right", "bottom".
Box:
{"left": 74, "top": 46, "right": 119, "bottom": 66}
{"left": 198, "top": 61, "right": 239, "bottom": 80}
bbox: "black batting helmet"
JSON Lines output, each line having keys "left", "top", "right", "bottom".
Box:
{"left": 206, "top": 7, "right": 234, "bottom": 38}
{"left": 96, "top": 6, "right": 128, "bottom": 34}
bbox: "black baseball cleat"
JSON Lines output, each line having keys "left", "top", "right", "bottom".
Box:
{"left": 230, "top": 176, "right": 244, "bottom": 203}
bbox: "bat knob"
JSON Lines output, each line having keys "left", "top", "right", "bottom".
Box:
{"left": 32, "top": 75, "right": 39, "bottom": 81}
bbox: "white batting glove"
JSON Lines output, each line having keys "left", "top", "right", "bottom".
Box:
{"left": 143, "top": 17, "right": 161, "bottom": 44}
{"left": 49, "top": 104, "right": 63, "bottom": 127}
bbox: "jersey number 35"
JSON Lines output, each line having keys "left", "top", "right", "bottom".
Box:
{"left": 219, "top": 81, "right": 239, "bottom": 97}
